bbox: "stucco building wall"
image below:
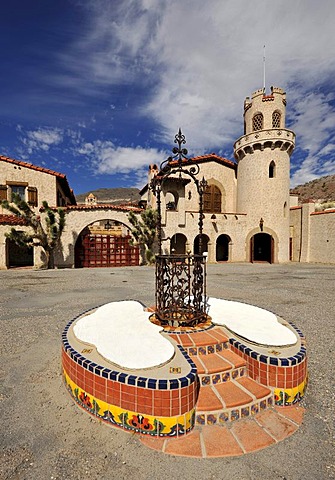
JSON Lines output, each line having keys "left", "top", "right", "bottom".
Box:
{"left": 309, "top": 210, "right": 335, "bottom": 264}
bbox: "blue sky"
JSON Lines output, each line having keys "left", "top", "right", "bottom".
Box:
{"left": 0, "top": 0, "right": 334, "bottom": 196}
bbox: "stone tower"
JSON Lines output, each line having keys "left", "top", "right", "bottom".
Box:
{"left": 234, "top": 87, "right": 295, "bottom": 262}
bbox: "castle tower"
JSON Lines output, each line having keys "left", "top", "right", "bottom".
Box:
{"left": 234, "top": 87, "right": 295, "bottom": 263}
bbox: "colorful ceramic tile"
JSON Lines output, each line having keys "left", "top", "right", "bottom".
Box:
{"left": 216, "top": 343, "right": 222, "bottom": 352}
{"left": 63, "top": 367, "right": 195, "bottom": 437}
{"left": 198, "top": 347, "right": 206, "bottom": 355}
{"left": 219, "top": 412, "right": 229, "bottom": 424}
{"left": 251, "top": 404, "right": 259, "bottom": 415}
{"left": 274, "top": 377, "right": 308, "bottom": 406}
{"left": 196, "top": 414, "right": 205, "bottom": 425}
{"left": 230, "top": 409, "right": 240, "bottom": 421}
{"left": 241, "top": 407, "right": 250, "bottom": 418}
{"left": 201, "top": 376, "right": 210, "bottom": 386}
{"left": 222, "top": 372, "right": 230, "bottom": 382}
{"left": 207, "top": 414, "right": 217, "bottom": 425}
{"left": 212, "top": 374, "right": 221, "bottom": 385}
{"left": 232, "top": 369, "right": 239, "bottom": 379}
{"left": 260, "top": 400, "right": 267, "bottom": 410}
{"left": 207, "top": 345, "right": 215, "bottom": 354}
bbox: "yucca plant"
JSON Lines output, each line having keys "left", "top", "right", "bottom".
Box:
{"left": 1, "top": 193, "right": 65, "bottom": 269}
{"left": 128, "top": 208, "right": 158, "bottom": 265}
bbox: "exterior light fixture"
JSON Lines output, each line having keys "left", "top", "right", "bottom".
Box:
{"left": 259, "top": 218, "right": 264, "bottom": 231}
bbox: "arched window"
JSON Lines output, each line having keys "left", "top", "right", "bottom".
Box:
{"left": 204, "top": 185, "right": 221, "bottom": 213}
{"left": 269, "top": 161, "right": 276, "bottom": 178}
{"left": 252, "top": 113, "right": 263, "bottom": 131}
{"left": 165, "top": 191, "right": 178, "bottom": 211}
{"left": 272, "top": 111, "right": 281, "bottom": 128}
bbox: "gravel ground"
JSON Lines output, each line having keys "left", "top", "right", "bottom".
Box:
{"left": 0, "top": 263, "right": 334, "bottom": 480}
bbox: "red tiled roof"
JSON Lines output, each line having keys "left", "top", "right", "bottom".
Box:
{"left": 139, "top": 154, "right": 236, "bottom": 195}
{"left": 169, "top": 154, "right": 236, "bottom": 169}
{"left": 64, "top": 204, "right": 142, "bottom": 212}
{"left": 0, "top": 155, "right": 67, "bottom": 178}
{"left": 0, "top": 155, "right": 76, "bottom": 205}
{"left": 0, "top": 214, "right": 27, "bottom": 225}
{"left": 311, "top": 209, "right": 335, "bottom": 215}
{"left": 290, "top": 206, "right": 302, "bottom": 210}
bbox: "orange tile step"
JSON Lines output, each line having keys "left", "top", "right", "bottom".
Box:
{"left": 166, "top": 327, "right": 229, "bottom": 355}
{"left": 140, "top": 405, "right": 305, "bottom": 458}
{"left": 195, "top": 377, "right": 273, "bottom": 425}
{"left": 192, "top": 349, "right": 247, "bottom": 386}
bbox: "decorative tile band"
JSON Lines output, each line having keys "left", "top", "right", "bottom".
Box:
{"left": 62, "top": 348, "right": 198, "bottom": 417}
{"left": 230, "top": 345, "right": 308, "bottom": 391}
{"left": 62, "top": 312, "right": 197, "bottom": 390}
{"left": 274, "top": 377, "right": 308, "bottom": 406}
{"left": 195, "top": 394, "right": 273, "bottom": 425}
{"left": 185, "top": 341, "right": 229, "bottom": 356}
{"left": 229, "top": 338, "right": 307, "bottom": 367}
{"left": 63, "top": 368, "right": 195, "bottom": 437}
{"left": 199, "top": 366, "right": 246, "bottom": 386}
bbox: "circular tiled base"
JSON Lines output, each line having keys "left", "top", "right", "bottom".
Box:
{"left": 140, "top": 405, "right": 305, "bottom": 457}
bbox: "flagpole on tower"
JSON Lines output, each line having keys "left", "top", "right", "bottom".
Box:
{"left": 263, "top": 44, "right": 266, "bottom": 94}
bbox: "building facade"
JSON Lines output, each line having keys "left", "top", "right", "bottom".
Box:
{"left": 0, "top": 86, "right": 334, "bottom": 269}
{"left": 141, "top": 87, "right": 334, "bottom": 265}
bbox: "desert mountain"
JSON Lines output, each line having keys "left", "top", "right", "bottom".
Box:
{"left": 290, "top": 174, "right": 335, "bottom": 204}
{"left": 75, "top": 187, "right": 140, "bottom": 205}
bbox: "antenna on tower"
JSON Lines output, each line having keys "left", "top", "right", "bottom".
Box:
{"left": 263, "top": 44, "right": 266, "bottom": 94}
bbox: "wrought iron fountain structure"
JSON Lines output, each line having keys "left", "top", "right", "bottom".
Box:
{"left": 150, "top": 129, "right": 208, "bottom": 327}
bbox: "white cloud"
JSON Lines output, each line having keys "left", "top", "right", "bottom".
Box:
{"left": 20, "top": 127, "right": 63, "bottom": 155}
{"left": 74, "top": 139, "right": 167, "bottom": 177}
{"left": 11, "top": 0, "right": 335, "bottom": 186}
{"left": 52, "top": 0, "right": 335, "bottom": 174}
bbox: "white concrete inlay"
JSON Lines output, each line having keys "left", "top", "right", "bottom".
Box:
{"left": 207, "top": 297, "right": 297, "bottom": 346}
{"left": 73, "top": 301, "right": 175, "bottom": 369}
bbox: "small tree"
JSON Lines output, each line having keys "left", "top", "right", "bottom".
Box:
{"left": 128, "top": 208, "right": 158, "bottom": 265}
{"left": 1, "top": 194, "right": 65, "bottom": 269}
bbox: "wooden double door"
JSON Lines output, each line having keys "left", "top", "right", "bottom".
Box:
{"left": 75, "top": 233, "right": 139, "bottom": 268}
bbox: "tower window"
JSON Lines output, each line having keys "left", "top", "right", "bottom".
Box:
{"left": 204, "top": 185, "right": 222, "bottom": 213}
{"left": 252, "top": 113, "right": 263, "bottom": 131}
{"left": 272, "top": 111, "right": 281, "bottom": 128}
{"left": 269, "top": 161, "right": 276, "bottom": 178}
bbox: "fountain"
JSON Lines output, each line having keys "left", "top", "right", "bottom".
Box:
{"left": 61, "top": 130, "right": 307, "bottom": 457}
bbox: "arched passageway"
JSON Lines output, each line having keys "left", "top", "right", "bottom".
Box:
{"left": 170, "top": 233, "right": 187, "bottom": 254}
{"left": 193, "top": 234, "right": 209, "bottom": 255}
{"left": 75, "top": 220, "right": 139, "bottom": 268}
{"left": 6, "top": 238, "right": 33, "bottom": 267}
{"left": 250, "top": 233, "right": 274, "bottom": 263}
{"left": 216, "top": 234, "right": 231, "bottom": 261}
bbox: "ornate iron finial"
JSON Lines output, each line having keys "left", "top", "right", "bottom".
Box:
{"left": 171, "top": 128, "right": 188, "bottom": 164}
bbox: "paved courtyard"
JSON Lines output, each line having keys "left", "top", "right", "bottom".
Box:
{"left": 0, "top": 263, "right": 334, "bottom": 479}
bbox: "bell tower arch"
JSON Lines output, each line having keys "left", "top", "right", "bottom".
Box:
{"left": 234, "top": 87, "right": 295, "bottom": 262}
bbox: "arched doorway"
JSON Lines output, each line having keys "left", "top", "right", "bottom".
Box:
{"left": 193, "top": 234, "right": 209, "bottom": 255}
{"left": 170, "top": 233, "right": 187, "bottom": 254}
{"left": 216, "top": 234, "right": 231, "bottom": 261}
{"left": 75, "top": 220, "right": 139, "bottom": 268}
{"left": 6, "top": 238, "right": 33, "bottom": 267}
{"left": 250, "top": 233, "right": 274, "bottom": 263}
